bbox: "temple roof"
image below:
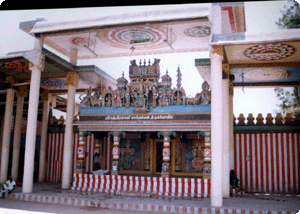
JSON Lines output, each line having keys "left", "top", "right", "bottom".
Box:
{"left": 0, "top": 48, "right": 117, "bottom": 92}
{"left": 25, "top": 5, "right": 210, "bottom": 34}
{"left": 19, "top": 4, "right": 211, "bottom": 59}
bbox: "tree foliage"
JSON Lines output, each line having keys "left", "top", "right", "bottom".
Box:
{"left": 276, "top": 0, "right": 300, "bottom": 29}
{"left": 274, "top": 87, "right": 300, "bottom": 118}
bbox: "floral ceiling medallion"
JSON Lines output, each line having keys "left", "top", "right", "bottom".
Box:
{"left": 41, "top": 79, "right": 67, "bottom": 89}
{"left": 244, "top": 44, "right": 295, "bottom": 61}
{"left": 184, "top": 26, "right": 211, "bottom": 37}
{"left": 70, "top": 37, "right": 96, "bottom": 46}
{"left": 97, "top": 26, "right": 174, "bottom": 50}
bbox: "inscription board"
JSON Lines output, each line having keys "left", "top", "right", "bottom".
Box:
{"left": 80, "top": 114, "right": 210, "bottom": 121}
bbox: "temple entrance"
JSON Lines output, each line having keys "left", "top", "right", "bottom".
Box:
{"left": 155, "top": 141, "right": 163, "bottom": 173}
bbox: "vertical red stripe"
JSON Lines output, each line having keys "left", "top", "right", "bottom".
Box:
{"left": 234, "top": 134, "right": 237, "bottom": 174}
{"left": 238, "top": 134, "right": 243, "bottom": 190}
{"left": 254, "top": 134, "right": 259, "bottom": 192}
{"left": 270, "top": 133, "right": 274, "bottom": 193}
{"left": 286, "top": 133, "right": 291, "bottom": 193}
{"left": 47, "top": 134, "right": 52, "bottom": 181}
{"left": 280, "top": 133, "right": 285, "bottom": 193}
{"left": 201, "top": 179, "right": 204, "bottom": 197}
{"left": 60, "top": 133, "right": 64, "bottom": 181}
{"left": 275, "top": 133, "right": 280, "bottom": 193}
{"left": 265, "top": 133, "right": 270, "bottom": 192}
{"left": 244, "top": 134, "right": 248, "bottom": 192}
{"left": 259, "top": 133, "right": 264, "bottom": 192}
{"left": 49, "top": 133, "right": 53, "bottom": 181}
{"left": 292, "top": 133, "right": 297, "bottom": 193}
{"left": 249, "top": 134, "right": 253, "bottom": 192}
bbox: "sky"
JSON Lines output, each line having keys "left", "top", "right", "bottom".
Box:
{"left": 0, "top": 1, "right": 292, "bottom": 118}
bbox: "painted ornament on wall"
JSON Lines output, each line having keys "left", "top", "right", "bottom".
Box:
{"left": 244, "top": 44, "right": 295, "bottom": 61}
{"left": 184, "top": 26, "right": 211, "bottom": 37}
{"left": 2, "top": 61, "right": 30, "bottom": 72}
{"left": 98, "top": 26, "right": 175, "bottom": 50}
{"left": 70, "top": 36, "right": 96, "bottom": 46}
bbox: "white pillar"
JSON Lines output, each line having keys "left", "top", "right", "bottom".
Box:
{"left": 11, "top": 87, "right": 27, "bottom": 181}
{"left": 62, "top": 48, "right": 78, "bottom": 189}
{"left": 222, "top": 77, "right": 230, "bottom": 198}
{"left": 229, "top": 82, "right": 235, "bottom": 170}
{"left": 38, "top": 91, "right": 51, "bottom": 182}
{"left": 0, "top": 88, "right": 15, "bottom": 183}
{"left": 62, "top": 71, "right": 79, "bottom": 189}
{"left": 210, "top": 48, "right": 223, "bottom": 207}
{"left": 22, "top": 37, "right": 43, "bottom": 193}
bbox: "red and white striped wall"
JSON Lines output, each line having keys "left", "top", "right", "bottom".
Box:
{"left": 46, "top": 133, "right": 112, "bottom": 182}
{"left": 234, "top": 133, "right": 299, "bottom": 194}
{"left": 72, "top": 174, "right": 211, "bottom": 198}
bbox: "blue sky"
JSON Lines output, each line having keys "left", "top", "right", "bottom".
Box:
{"left": 0, "top": 1, "right": 291, "bottom": 118}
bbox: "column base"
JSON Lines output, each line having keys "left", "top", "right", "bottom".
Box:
{"left": 76, "top": 169, "right": 86, "bottom": 174}
{"left": 111, "top": 171, "right": 119, "bottom": 175}
{"left": 161, "top": 172, "right": 170, "bottom": 177}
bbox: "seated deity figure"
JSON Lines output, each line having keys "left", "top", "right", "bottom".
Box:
{"left": 199, "top": 81, "right": 211, "bottom": 105}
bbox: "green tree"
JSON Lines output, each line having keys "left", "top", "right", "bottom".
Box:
{"left": 276, "top": 0, "right": 300, "bottom": 29}
{"left": 274, "top": 87, "right": 300, "bottom": 118}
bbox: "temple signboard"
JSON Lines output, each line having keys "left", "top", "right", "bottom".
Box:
{"left": 79, "top": 111, "right": 211, "bottom": 122}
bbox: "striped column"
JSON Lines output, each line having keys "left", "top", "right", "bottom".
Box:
{"left": 76, "top": 131, "right": 86, "bottom": 174}
{"left": 158, "top": 131, "right": 176, "bottom": 177}
{"left": 109, "top": 132, "right": 125, "bottom": 175}
{"left": 203, "top": 131, "right": 211, "bottom": 178}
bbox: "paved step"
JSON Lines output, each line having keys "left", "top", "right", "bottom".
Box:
{"left": 7, "top": 192, "right": 297, "bottom": 214}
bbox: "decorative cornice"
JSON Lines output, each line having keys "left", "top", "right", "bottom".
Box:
{"left": 229, "top": 61, "right": 300, "bottom": 69}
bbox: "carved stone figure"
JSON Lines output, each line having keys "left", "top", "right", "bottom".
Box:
{"left": 78, "top": 59, "right": 211, "bottom": 109}
{"left": 199, "top": 81, "right": 211, "bottom": 105}
{"left": 79, "top": 89, "right": 92, "bottom": 107}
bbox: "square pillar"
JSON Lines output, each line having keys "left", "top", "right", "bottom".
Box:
{"left": 108, "top": 131, "right": 125, "bottom": 175}
{"left": 76, "top": 131, "right": 86, "bottom": 174}
{"left": 203, "top": 131, "right": 211, "bottom": 178}
{"left": 158, "top": 131, "right": 176, "bottom": 177}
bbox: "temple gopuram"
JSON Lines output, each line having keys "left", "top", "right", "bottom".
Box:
{"left": 75, "top": 58, "right": 212, "bottom": 179}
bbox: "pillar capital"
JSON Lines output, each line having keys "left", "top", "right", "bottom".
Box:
{"left": 41, "top": 90, "right": 52, "bottom": 101}
{"left": 157, "top": 131, "right": 176, "bottom": 139}
{"left": 210, "top": 45, "right": 224, "bottom": 61}
{"left": 66, "top": 72, "right": 79, "bottom": 87}
{"left": 108, "top": 131, "right": 126, "bottom": 138}
{"left": 5, "top": 76, "right": 16, "bottom": 88}
{"left": 15, "top": 85, "right": 28, "bottom": 98}
{"left": 222, "top": 64, "right": 230, "bottom": 79}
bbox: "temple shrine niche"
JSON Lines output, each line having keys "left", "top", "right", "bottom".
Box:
{"left": 79, "top": 58, "right": 211, "bottom": 111}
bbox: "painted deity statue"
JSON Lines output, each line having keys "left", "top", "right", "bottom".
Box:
{"left": 199, "top": 81, "right": 211, "bottom": 105}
